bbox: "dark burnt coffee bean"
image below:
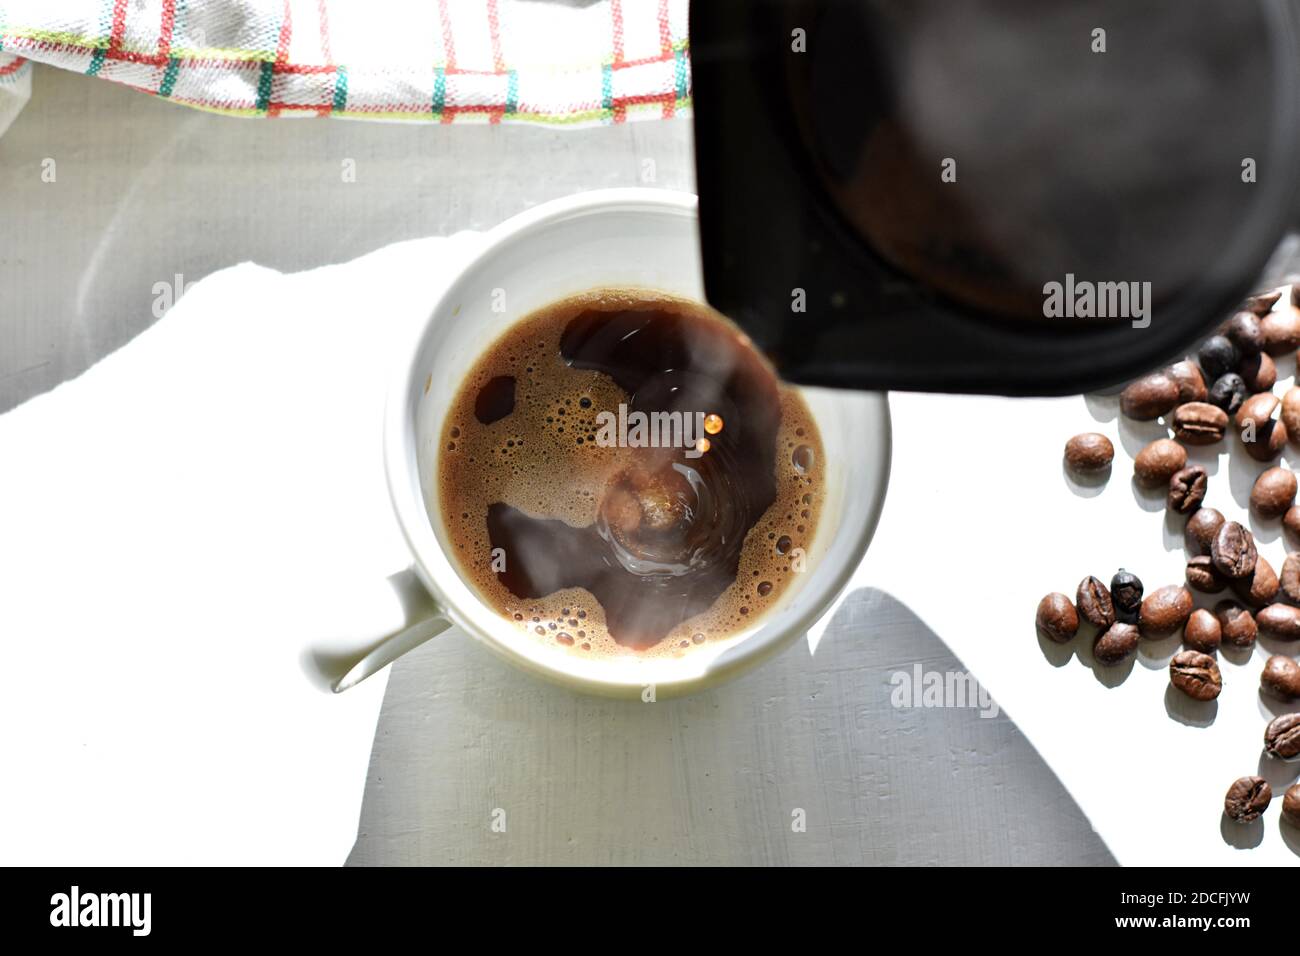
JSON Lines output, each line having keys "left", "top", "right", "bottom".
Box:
{"left": 1211, "top": 522, "right": 1257, "bottom": 578}
{"left": 1285, "top": 785, "right": 1300, "bottom": 828}
{"left": 1238, "top": 352, "right": 1276, "bottom": 392}
{"left": 1167, "top": 466, "right": 1208, "bottom": 515}
{"left": 1261, "top": 655, "right": 1300, "bottom": 700}
{"left": 1261, "top": 307, "right": 1300, "bottom": 355}
{"left": 1093, "top": 622, "right": 1139, "bottom": 665}
{"left": 1198, "top": 336, "right": 1240, "bottom": 381}
{"left": 1185, "top": 508, "right": 1225, "bottom": 555}
{"left": 1225, "top": 311, "right": 1264, "bottom": 355}
{"left": 1213, "top": 600, "right": 1258, "bottom": 647}
{"left": 1183, "top": 608, "right": 1222, "bottom": 653}
{"left": 1231, "top": 556, "right": 1279, "bottom": 608}
{"left": 1224, "top": 776, "right": 1271, "bottom": 823}
{"left": 1171, "top": 402, "right": 1228, "bottom": 444}
{"left": 1076, "top": 576, "right": 1115, "bottom": 629}
{"left": 1169, "top": 650, "right": 1223, "bottom": 701}
{"left": 1120, "top": 372, "right": 1180, "bottom": 421}
{"left": 1064, "top": 433, "right": 1114, "bottom": 474}
{"left": 1207, "top": 373, "right": 1248, "bottom": 415}
{"left": 1281, "top": 553, "right": 1300, "bottom": 603}
{"left": 1109, "top": 569, "right": 1143, "bottom": 624}
{"left": 1244, "top": 290, "right": 1282, "bottom": 315}
{"left": 1264, "top": 713, "right": 1300, "bottom": 759}
{"left": 1035, "top": 593, "right": 1078, "bottom": 643}
{"left": 1256, "top": 604, "right": 1300, "bottom": 641}
{"left": 1250, "top": 466, "right": 1297, "bottom": 518}
{"left": 1185, "top": 555, "right": 1225, "bottom": 593}
{"left": 1138, "top": 585, "right": 1194, "bottom": 638}
{"left": 1134, "top": 438, "right": 1187, "bottom": 488}
{"left": 1242, "top": 418, "right": 1288, "bottom": 462}
{"left": 1168, "top": 361, "right": 1208, "bottom": 403}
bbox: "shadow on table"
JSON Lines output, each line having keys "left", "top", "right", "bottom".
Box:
{"left": 346, "top": 587, "right": 1117, "bottom": 866}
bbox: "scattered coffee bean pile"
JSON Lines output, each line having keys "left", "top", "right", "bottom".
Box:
{"left": 1050, "top": 286, "right": 1300, "bottom": 836}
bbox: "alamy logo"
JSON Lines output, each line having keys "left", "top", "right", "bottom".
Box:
{"left": 50, "top": 886, "right": 151, "bottom": 936}
{"left": 593, "top": 404, "right": 722, "bottom": 459}
{"left": 890, "top": 664, "right": 999, "bottom": 718}
{"left": 1042, "top": 273, "right": 1151, "bottom": 329}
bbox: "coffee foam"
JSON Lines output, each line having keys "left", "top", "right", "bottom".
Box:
{"left": 437, "top": 288, "right": 825, "bottom": 660}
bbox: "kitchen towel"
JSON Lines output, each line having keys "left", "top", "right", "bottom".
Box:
{"left": 0, "top": 0, "right": 689, "bottom": 130}
{"left": 0, "top": 233, "right": 480, "bottom": 865}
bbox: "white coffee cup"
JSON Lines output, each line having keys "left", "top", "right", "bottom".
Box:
{"left": 323, "top": 189, "right": 891, "bottom": 697}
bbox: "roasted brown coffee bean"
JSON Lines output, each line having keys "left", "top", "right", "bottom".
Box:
{"left": 1238, "top": 352, "right": 1276, "bottom": 392}
{"left": 1244, "top": 290, "right": 1282, "bottom": 315}
{"left": 1134, "top": 438, "right": 1187, "bottom": 488}
{"left": 1211, "top": 522, "right": 1257, "bottom": 578}
{"left": 1232, "top": 555, "right": 1279, "bottom": 607}
{"left": 1280, "top": 553, "right": 1300, "bottom": 603}
{"left": 1167, "top": 466, "right": 1208, "bottom": 515}
{"left": 1093, "top": 622, "right": 1139, "bottom": 665}
{"left": 1261, "top": 655, "right": 1300, "bottom": 700}
{"left": 1256, "top": 604, "right": 1300, "bottom": 641}
{"left": 1250, "top": 466, "right": 1297, "bottom": 518}
{"left": 1262, "top": 307, "right": 1300, "bottom": 355}
{"left": 1242, "top": 417, "right": 1288, "bottom": 461}
{"left": 1076, "top": 576, "right": 1115, "bottom": 629}
{"left": 1183, "top": 608, "right": 1222, "bottom": 653}
{"left": 1186, "top": 555, "right": 1225, "bottom": 593}
{"left": 1284, "top": 785, "right": 1300, "bottom": 828}
{"left": 1225, "top": 311, "right": 1265, "bottom": 356}
{"left": 1138, "top": 585, "right": 1194, "bottom": 637}
{"left": 1264, "top": 713, "right": 1300, "bottom": 759}
{"left": 1120, "top": 372, "right": 1180, "bottom": 420}
{"left": 1224, "top": 776, "right": 1271, "bottom": 823}
{"left": 1214, "top": 600, "right": 1257, "bottom": 647}
{"left": 1063, "top": 433, "right": 1114, "bottom": 474}
{"left": 1171, "top": 402, "right": 1228, "bottom": 444}
{"left": 1035, "top": 593, "right": 1078, "bottom": 643}
{"left": 1185, "top": 508, "right": 1225, "bottom": 555}
{"left": 1234, "top": 391, "right": 1279, "bottom": 430}
{"left": 1285, "top": 505, "right": 1300, "bottom": 541}
{"left": 1168, "top": 360, "right": 1208, "bottom": 403}
{"left": 1169, "top": 650, "right": 1223, "bottom": 701}
{"left": 1281, "top": 386, "right": 1300, "bottom": 439}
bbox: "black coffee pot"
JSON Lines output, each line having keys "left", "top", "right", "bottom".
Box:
{"left": 691, "top": 0, "right": 1300, "bottom": 394}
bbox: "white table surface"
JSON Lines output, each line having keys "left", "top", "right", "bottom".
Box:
{"left": 16, "top": 65, "right": 1266, "bottom": 866}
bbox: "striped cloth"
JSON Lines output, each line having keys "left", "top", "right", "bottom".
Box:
{"left": 0, "top": 0, "right": 690, "bottom": 130}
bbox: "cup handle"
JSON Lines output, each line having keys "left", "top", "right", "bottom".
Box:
{"left": 303, "top": 566, "right": 453, "bottom": 693}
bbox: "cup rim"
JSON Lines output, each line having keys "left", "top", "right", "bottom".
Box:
{"left": 384, "top": 187, "right": 892, "bottom": 695}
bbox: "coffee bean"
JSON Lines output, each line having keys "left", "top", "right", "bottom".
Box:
{"left": 1284, "top": 785, "right": 1300, "bottom": 828}
{"left": 1280, "top": 386, "right": 1300, "bottom": 439}
{"left": 1120, "top": 372, "right": 1180, "bottom": 420}
{"left": 1167, "top": 360, "right": 1208, "bottom": 403}
{"left": 1109, "top": 569, "right": 1143, "bottom": 624}
{"left": 1169, "top": 650, "right": 1223, "bottom": 700}
{"left": 1238, "top": 352, "right": 1276, "bottom": 392}
{"left": 1138, "top": 585, "right": 1194, "bottom": 638}
{"left": 1264, "top": 713, "right": 1300, "bottom": 759}
{"left": 1167, "top": 466, "right": 1208, "bottom": 515}
{"left": 1232, "top": 555, "right": 1279, "bottom": 607}
{"left": 1185, "top": 555, "right": 1225, "bottom": 593}
{"left": 1035, "top": 593, "right": 1078, "bottom": 643}
{"left": 1261, "top": 655, "right": 1300, "bottom": 700}
{"left": 1261, "top": 308, "right": 1300, "bottom": 355}
{"left": 1285, "top": 505, "right": 1300, "bottom": 542}
{"left": 1198, "top": 336, "right": 1240, "bottom": 381}
{"left": 1225, "top": 311, "right": 1264, "bottom": 355}
{"left": 1185, "top": 508, "right": 1225, "bottom": 555}
{"left": 1207, "top": 373, "right": 1248, "bottom": 415}
{"left": 1256, "top": 604, "right": 1300, "bottom": 641}
{"left": 1171, "top": 402, "right": 1228, "bottom": 444}
{"left": 1064, "top": 433, "right": 1114, "bottom": 474}
{"left": 1224, "top": 776, "right": 1271, "bottom": 823}
{"left": 1214, "top": 600, "right": 1257, "bottom": 647}
{"left": 1242, "top": 417, "right": 1288, "bottom": 462}
{"left": 1281, "top": 553, "right": 1300, "bottom": 603}
{"left": 1234, "top": 391, "right": 1279, "bottom": 431}
{"left": 1134, "top": 438, "right": 1187, "bottom": 488}
{"left": 1076, "top": 576, "right": 1115, "bottom": 629}
{"left": 1244, "top": 290, "right": 1282, "bottom": 315}
{"left": 1250, "top": 466, "right": 1296, "bottom": 518}
{"left": 1093, "top": 622, "right": 1140, "bottom": 665}
{"left": 1183, "top": 608, "right": 1222, "bottom": 653}
{"left": 1211, "top": 522, "right": 1257, "bottom": 578}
